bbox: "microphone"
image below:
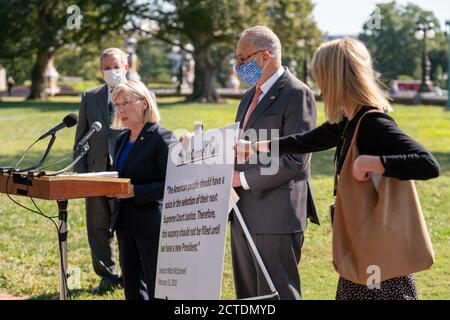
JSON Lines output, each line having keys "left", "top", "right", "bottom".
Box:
{"left": 77, "top": 121, "right": 102, "bottom": 148}
{"left": 38, "top": 113, "right": 78, "bottom": 141}
{"left": 47, "top": 121, "right": 102, "bottom": 177}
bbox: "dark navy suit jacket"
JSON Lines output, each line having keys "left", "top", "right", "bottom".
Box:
{"left": 110, "top": 122, "right": 177, "bottom": 236}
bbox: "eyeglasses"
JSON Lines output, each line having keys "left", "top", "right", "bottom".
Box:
{"left": 236, "top": 50, "right": 269, "bottom": 66}
{"left": 114, "top": 98, "right": 142, "bottom": 110}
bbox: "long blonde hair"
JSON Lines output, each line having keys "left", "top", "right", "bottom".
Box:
{"left": 111, "top": 80, "right": 160, "bottom": 129}
{"left": 310, "top": 38, "right": 392, "bottom": 123}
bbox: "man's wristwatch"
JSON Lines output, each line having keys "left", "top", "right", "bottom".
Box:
{"left": 250, "top": 141, "right": 257, "bottom": 155}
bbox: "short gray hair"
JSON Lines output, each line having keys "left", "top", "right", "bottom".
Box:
{"left": 100, "top": 48, "right": 128, "bottom": 67}
{"left": 240, "top": 26, "right": 282, "bottom": 62}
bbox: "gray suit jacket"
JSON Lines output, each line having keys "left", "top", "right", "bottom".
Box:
{"left": 73, "top": 84, "right": 121, "bottom": 173}
{"left": 234, "top": 68, "right": 319, "bottom": 234}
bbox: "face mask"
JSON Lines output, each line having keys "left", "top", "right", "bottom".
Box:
{"left": 103, "top": 68, "right": 126, "bottom": 88}
{"left": 235, "top": 59, "right": 263, "bottom": 87}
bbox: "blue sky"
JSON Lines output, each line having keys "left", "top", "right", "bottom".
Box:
{"left": 313, "top": 0, "right": 449, "bottom": 35}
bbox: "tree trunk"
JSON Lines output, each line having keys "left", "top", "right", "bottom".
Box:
{"left": 188, "top": 45, "right": 221, "bottom": 103}
{"left": 27, "top": 48, "right": 53, "bottom": 100}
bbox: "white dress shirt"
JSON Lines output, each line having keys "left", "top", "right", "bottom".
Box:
{"left": 240, "top": 66, "right": 285, "bottom": 190}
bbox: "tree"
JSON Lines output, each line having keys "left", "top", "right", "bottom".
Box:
{"left": 0, "top": 0, "right": 144, "bottom": 99}
{"left": 428, "top": 37, "right": 449, "bottom": 89}
{"left": 0, "top": 0, "right": 321, "bottom": 100}
{"left": 359, "top": 2, "right": 447, "bottom": 84}
{"left": 138, "top": 0, "right": 320, "bottom": 102}
{"left": 56, "top": 34, "right": 124, "bottom": 83}
{"left": 136, "top": 39, "right": 173, "bottom": 85}
{"left": 261, "top": 0, "right": 322, "bottom": 80}
{"left": 136, "top": 0, "right": 247, "bottom": 102}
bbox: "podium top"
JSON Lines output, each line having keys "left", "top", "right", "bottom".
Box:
{"left": 0, "top": 172, "right": 131, "bottom": 200}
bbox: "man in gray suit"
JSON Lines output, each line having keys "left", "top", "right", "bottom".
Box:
{"left": 73, "top": 48, "right": 128, "bottom": 293}
{"left": 232, "top": 26, "right": 320, "bottom": 300}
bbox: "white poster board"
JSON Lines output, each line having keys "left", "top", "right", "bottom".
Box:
{"left": 155, "top": 123, "right": 239, "bottom": 300}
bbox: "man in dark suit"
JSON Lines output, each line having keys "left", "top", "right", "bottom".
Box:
{"left": 73, "top": 48, "right": 129, "bottom": 293}
{"left": 232, "top": 26, "right": 320, "bottom": 300}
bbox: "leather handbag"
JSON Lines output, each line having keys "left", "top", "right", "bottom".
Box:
{"left": 332, "top": 110, "right": 435, "bottom": 285}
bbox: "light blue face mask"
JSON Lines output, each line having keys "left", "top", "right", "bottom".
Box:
{"left": 235, "top": 59, "right": 263, "bottom": 87}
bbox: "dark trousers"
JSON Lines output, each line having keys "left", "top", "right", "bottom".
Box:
{"left": 85, "top": 196, "right": 120, "bottom": 283}
{"left": 230, "top": 220, "right": 304, "bottom": 300}
{"left": 116, "top": 230, "right": 159, "bottom": 300}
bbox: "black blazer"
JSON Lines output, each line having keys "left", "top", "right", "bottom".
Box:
{"left": 110, "top": 122, "right": 177, "bottom": 236}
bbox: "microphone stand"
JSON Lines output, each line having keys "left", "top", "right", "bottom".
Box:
{"left": 28, "top": 142, "right": 89, "bottom": 300}
{"left": 44, "top": 143, "right": 89, "bottom": 177}
{"left": 2, "top": 127, "right": 81, "bottom": 301}
{"left": 31, "top": 142, "right": 90, "bottom": 301}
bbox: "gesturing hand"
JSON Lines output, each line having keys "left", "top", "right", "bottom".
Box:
{"left": 179, "top": 132, "right": 194, "bottom": 150}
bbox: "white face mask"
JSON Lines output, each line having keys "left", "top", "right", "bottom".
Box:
{"left": 103, "top": 68, "right": 126, "bottom": 88}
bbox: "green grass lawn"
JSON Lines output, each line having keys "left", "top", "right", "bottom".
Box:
{"left": 0, "top": 96, "right": 449, "bottom": 300}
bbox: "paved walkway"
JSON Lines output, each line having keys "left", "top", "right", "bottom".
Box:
{"left": 0, "top": 293, "right": 29, "bottom": 300}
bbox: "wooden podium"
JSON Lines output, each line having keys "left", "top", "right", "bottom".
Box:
{"left": 0, "top": 171, "right": 130, "bottom": 300}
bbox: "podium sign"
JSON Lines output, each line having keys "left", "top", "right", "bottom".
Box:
{"left": 155, "top": 123, "right": 238, "bottom": 300}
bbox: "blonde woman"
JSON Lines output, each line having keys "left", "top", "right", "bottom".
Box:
{"left": 109, "top": 80, "right": 176, "bottom": 300}
{"left": 236, "top": 38, "right": 440, "bottom": 299}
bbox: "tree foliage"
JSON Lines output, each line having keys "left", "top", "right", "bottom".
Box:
{"left": 0, "top": 0, "right": 144, "bottom": 99}
{"left": 138, "top": 0, "right": 320, "bottom": 102}
{"left": 0, "top": 0, "right": 321, "bottom": 100}
{"left": 359, "top": 2, "right": 447, "bottom": 85}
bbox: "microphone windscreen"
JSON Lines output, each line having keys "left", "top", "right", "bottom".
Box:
{"left": 63, "top": 113, "right": 78, "bottom": 127}
{"left": 92, "top": 121, "right": 102, "bottom": 132}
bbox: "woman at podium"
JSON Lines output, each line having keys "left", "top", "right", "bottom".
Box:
{"left": 109, "top": 80, "right": 177, "bottom": 300}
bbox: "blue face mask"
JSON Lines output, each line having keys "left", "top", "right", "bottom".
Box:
{"left": 235, "top": 59, "right": 263, "bottom": 87}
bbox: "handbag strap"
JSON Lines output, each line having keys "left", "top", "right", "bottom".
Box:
{"left": 333, "top": 109, "right": 382, "bottom": 196}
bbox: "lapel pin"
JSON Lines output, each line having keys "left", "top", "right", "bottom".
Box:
{"left": 140, "top": 137, "right": 144, "bottom": 141}
{"left": 270, "top": 96, "right": 276, "bottom": 100}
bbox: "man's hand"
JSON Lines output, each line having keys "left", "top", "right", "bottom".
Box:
{"left": 232, "top": 171, "right": 242, "bottom": 188}
{"left": 179, "top": 132, "right": 194, "bottom": 150}
{"left": 352, "top": 155, "right": 385, "bottom": 181}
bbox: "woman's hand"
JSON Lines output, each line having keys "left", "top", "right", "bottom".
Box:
{"left": 232, "top": 171, "right": 242, "bottom": 188}
{"left": 234, "top": 139, "right": 253, "bottom": 164}
{"left": 352, "top": 155, "right": 385, "bottom": 181}
{"left": 108, "top": 185, "right": 135, "bottom": 199}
